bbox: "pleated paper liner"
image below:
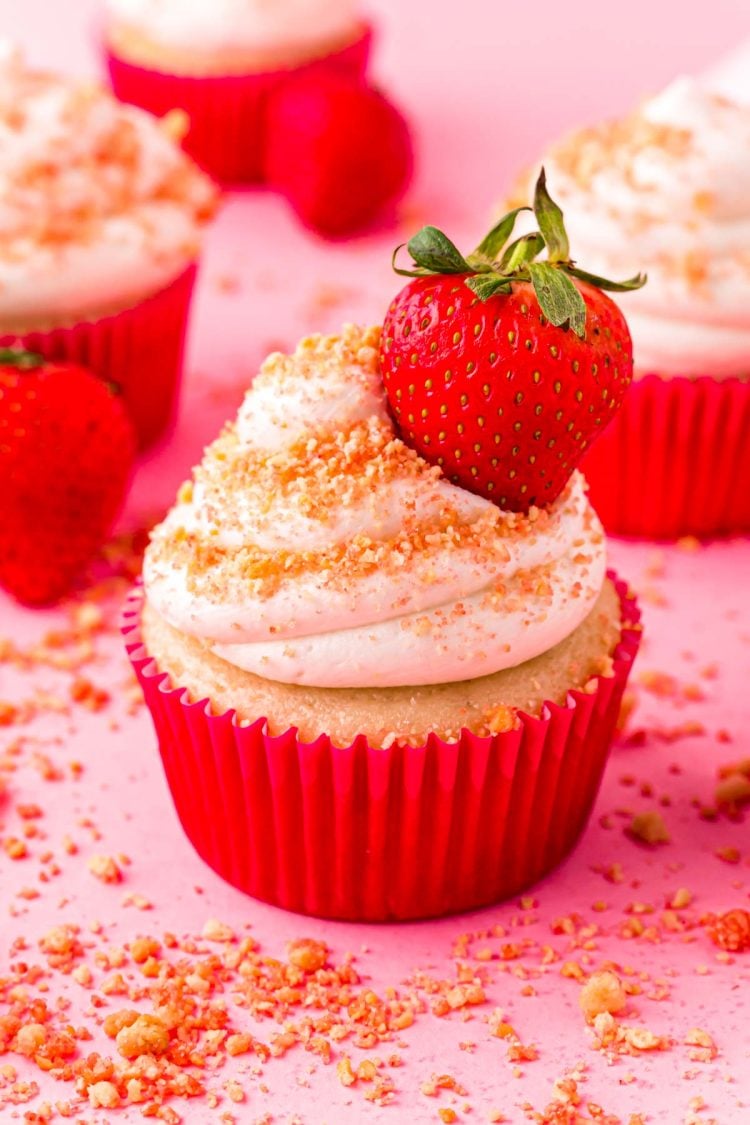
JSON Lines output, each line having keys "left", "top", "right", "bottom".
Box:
{"left": 106, "top": 27, "right": 372, "bottom": 185}
{"left": 123, "top": 572, "right": 641, "bottom": 922}
{"left": 583, "top": 374, "right": 750, "bottom": 540}
{"left": 0, "top": 265, "right": 197, "bottom": 451}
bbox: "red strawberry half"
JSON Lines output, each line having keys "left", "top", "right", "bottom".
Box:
{"left": 380, "top": 170, "right": 646, "bottom": 511}
{"left": 0, "top": 350, "right": 136, "bottom": 605}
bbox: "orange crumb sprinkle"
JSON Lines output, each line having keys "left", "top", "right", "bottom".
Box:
{"left": 579, "top": 971, "right": 627, "bottom": 1021}
{"left": 626, "top": 810, "right": 670, "bottom": 846}
{"left": 287, "top": 938, "right": 328, "bottom": 972}
{"left": 87, "top": 855, "right": 123, "bottom": 884}
{"left": 706, "top": 908, "right": 750, "bottom": 952}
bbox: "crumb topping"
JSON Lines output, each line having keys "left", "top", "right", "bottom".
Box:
{"left": 147, "top": 324, "right": 574, "bottom": 605}
{"left": 548, "top": 114, "right": 693, "bottom": 195}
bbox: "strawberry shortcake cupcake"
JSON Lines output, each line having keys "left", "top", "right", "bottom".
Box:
{"left": 0, "top": 47, "right": 218, "bottom": 447}
{"left": 507, "top": 78, "right": 750, "bottom": 538}
{"left": 103, "top": 0, "right": 373, "bottom": 185}
{"left": 125, "top": 177, "right": 641, "bottom": 921}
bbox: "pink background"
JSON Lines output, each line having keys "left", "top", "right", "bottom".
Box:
{"left": 2, "top": 1, "right": 750, "bottom": 1122}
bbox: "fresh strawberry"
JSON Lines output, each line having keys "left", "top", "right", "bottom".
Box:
{"left": 264, "top": 72, "right": 413, "bottom": 238}
{"left": 380, "top": 170, "right": 646, "bottom": 511}
{"left": 0, "top": 350, "right": 136, "bottom": 605}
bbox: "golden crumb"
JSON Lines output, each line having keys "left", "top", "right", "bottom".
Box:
{"left": 201, "top": 918, "right": 235, "bottom": 942}
{"left": 115, "top": 1014, "right": 170, "bottom": 1060}
{"left": 287, "top": 938, "right": 328, "bottom": 973}
{"left": 102, "top": 1010, "right": 140, "bottom": 1039}
{"left": 627, "top": 810, "right": 670, "bottom": 846}
{"left": 87, "top": 854, "right": 123, "bottom": 884}
{"left": 685, "top": 1027, "right": 718, "bottom": 1061}
{"left": 336, "top": 1056, "right": 357, "bottom": 1087}
{"left": 715, "top": 772, "right": 750, "bottom": 808}
{"left": 579, "top": 970, "right": 627, "bottom": 1021}
{"left": 88, "top": 1081, "right": 121, "bottom": 1109}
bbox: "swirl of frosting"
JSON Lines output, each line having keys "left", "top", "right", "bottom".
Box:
{"left": 0, "top": 45, "right": 217, "bottom": 326}
{"left": 144, "top": 325, "right": 607, "bottom": 689}
{"left": 516, "top": 78, "right": 750, "bottom": 378}
{"left": 105, "top": 0, "right": 360, "bottom": 60}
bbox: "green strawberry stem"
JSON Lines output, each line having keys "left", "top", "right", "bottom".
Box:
{"left": 392, "top": 168, "right": 646, "bottom": 339}
{"left": 0, "top": 347, "right": 45, "bottom": 370}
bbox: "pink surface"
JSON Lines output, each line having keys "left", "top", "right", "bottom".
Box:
{"left": 1, "top": 2, "right": 750, "bottom": 1122}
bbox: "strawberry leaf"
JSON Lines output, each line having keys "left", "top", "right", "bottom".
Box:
{"left": 498, "top": 233, "right": 545, "bottom": 273}
{"left": 390, "top": 167, "right": 647, "bottom": 315}
{"left": 0, "top": 347, "right": 45, "bottom": 370}
{"left": 464, "top": 274, "right": 512, "bottom": 301}
{"left": 407, "top": 226, "right": 471, "bottom": 274}
{"left": 533, "top": 168, "right": 570, "bottom": 263}
{"left": 528, "top": 262, "right": 586, "bottom": 338}
{"left": 565, "top": 265, "right": 647, "bottom": 292}
{"left": 473, "top": 207, "right": 531, "bottom": 263}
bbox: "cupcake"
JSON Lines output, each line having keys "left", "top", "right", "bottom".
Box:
{"left": 507, "top": 79, "right": 750, "bottom": 538}
{"left": 126, "top": 179, "right": 642, "bottom": 920}
{"left": 103, "top": 0, "right": 372, "bottom": 185}
{"left": 126, "top": 335, "right": 639, "bottom": 919}
{"left": 0, "top": 47, "right": 218, "bottom": 448}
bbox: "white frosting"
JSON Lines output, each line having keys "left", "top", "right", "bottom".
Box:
{"left": 105, "top": 0, "right": 359, "bottom": 56}
{"left": 534, "top": 78, "right": 750, "bottom": 378}
{"left": 0, "top": 48, "right": 217, "bottom": 325}
{"left": 144, "top": 326, "right": 606, "bottom": 690}
{"left": 702, "top": 40, "right": 750, "bottom": 107}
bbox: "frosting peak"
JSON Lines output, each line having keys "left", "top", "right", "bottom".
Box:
{"left": 144, "top": 326, "right": 606, "bottom": 689}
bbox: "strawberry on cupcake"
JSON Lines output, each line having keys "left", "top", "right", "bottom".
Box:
{"left": 383, "top": 169, "right": 644, "bottom": 511}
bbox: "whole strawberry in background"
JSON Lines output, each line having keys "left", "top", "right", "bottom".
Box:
{"left": 264, "top": 73, "right": 413, "bottom": 238}
{"left": 0, "top": 351, "right": 136, "bottom": 605}
{"left": 381, "top": 170, "right": 646, "bottom": 511}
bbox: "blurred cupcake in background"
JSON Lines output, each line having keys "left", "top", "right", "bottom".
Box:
{"left": 507, "top": 79, "right": 750, "bottom": 539}
{"left": 0, "top": 46, "right": 218, "bottom": 449}
{"left": 103, "top": 0, "right": 374, "bottom": 186}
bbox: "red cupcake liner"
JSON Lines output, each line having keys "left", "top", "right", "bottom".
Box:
{"left": 106, "top": 26, "right": 372, "bottom": 185}
{"left": 583, "top": 374, "right": 750, "bottom": 540}
{"left": 0, "top": 266, "right": 196, "bottom": 451}
{"left": 122, "top": 572, "right": 640, "bottom": 922}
